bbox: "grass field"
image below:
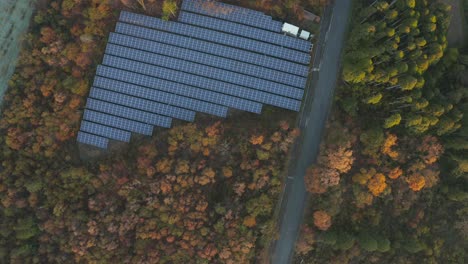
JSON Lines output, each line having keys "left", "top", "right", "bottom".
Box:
{"left": 0, "top": 0, "right": 35, "bottom": 103}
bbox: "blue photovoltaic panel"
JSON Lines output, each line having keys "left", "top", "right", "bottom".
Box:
{"left": 76, "top": 5, "right": 312, "bottom": 149}
{"left": 181, "top": 0, "right": 282, "bottom": 32}
{"left": 108, "top": 33, "right": 306, "bottom": 88}
{"left": 105, "top": 45, "right": 304, "bottom": 97}
{"left": 94, "top": 76, "right": 228, "bottom": 117}
{"left": 80, "top": 120, "right": 131, "bottom": 142}
{"left": 77, "top": 131, "right": 109, "bottom": 149}
{"left": 115, "top": 23, "right": 308, "bottom": 76}
{"left": 83, "top": 109, "right": 154, "bottom": 135}
{"left": 86, "top": 98, "right": 172, "bottom": 127}
{"left": 178, "top": 12, "right": 311, "bottom": 52}
{"left": 97, "top": 65, "right": 299, "bottom": 111}
{"left": 119, "top": 11, "right": 310, "bottom": 64}
{"left": 89, "top": 86, "right": 195, "bottom": 122}
{"left": 102, "top": 55, "right": 303, "bottom": 100}
{"left": 96, "top": 66, "right": 264, "bottom": 113}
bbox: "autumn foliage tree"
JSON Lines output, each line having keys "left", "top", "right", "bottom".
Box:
{"left": 313, "top": 210, "right": 332, "bottom": 231}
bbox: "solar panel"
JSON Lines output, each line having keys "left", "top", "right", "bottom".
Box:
{"left": 178, "top": 11, "right": 311, "bottom": 52}
{"left": 119, "top": 11, "right": 310, "bottom": 65}
{"left": 115, "top": 23, "right": 308, "bottom": 76}
{"left": 108, "top": 33, "right": 306, "bottom": 88}
{"left": 89, "top": 86, "right": 196, "bottom": 122}
{"left": 76, "top": 5, "right": 311, "bottom": 150}
{"left": 80, "top": 120, "right": 132, "bottom": 142}
{"left": 83, "top": 109, "right": 154, "bottom": 135}
{"left": 86, "top": 98, "right": 172, "bottom": 127}
{"left": 77, "top": 131, "right": 109, "bottom": 149}
{"left": 96, "top": 66, "right": 263, "bottom": 113}
{"left": 181, "top": 0, "right": 282, "bottom": 32}
{"left": 105, "top": 45, "right": 304, "bottom": 97}
{"left": 102, "top": 55, "right": 303, "bottom": 100}
{"left": 97, "top": 65, "right": 299, "bottom": 111}
{"left": 94, "top": 69, "right": 228, "bottom": 118}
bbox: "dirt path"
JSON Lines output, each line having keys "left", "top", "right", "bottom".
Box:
{"left": 441, "top": 0, "right": 467, "bottom": 47}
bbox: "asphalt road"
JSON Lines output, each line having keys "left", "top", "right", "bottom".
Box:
{"left": 270, "top": 1, "right": 352, "bottom": 263}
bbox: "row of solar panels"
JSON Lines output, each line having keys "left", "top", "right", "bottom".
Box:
{"left": 105, "top": 44, "right": 304, "bottom": 97}
{"left": 79, "top": 106, "right": 156, "bottom": 148}
{"left": 115, "top": 23, "right": 309, "bottom": 76}
{"left": 102, "top": 54, "right": 303, "bottom": 108}
{"left": 181, "top": 0, "right": 283, "bottom": 32}
{"left": 119, "top": 11, "right": 310, "bottom": 65}
{"left": 108, "top": 33, "right": 306, "bottom": 87}
{"left": 178, "top": 11, "right": 310, "bottom": 52}
{"left": 98, "top": 61, "right": 299, "bottom": 111}
{"left": 78, "top": 5, "right": 311, "bottom": 149}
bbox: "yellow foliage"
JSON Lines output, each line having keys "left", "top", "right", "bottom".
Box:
{"left": 243, "top": 216, "right": 256, "bottom": 227}
{"left": 352, "top": 168, "right": 376, "bottom": 185}
{"left": 249, "top": 135, "right": 264, "bottom": 145}
{"left": 407, "top": 173, "right": 426, "bottom": 191}
{"left": 388, "top": 167, "right": 403, "bottom": 179}
{"left": 367, "top": 173, "right": 387, "bottom": 196}
{"left": 156, "top": 158, "right": 172, "bottom": 173}
{"left": 354, "top": 190, "right": 374, "bottom": 208}
{"left": 381, "top": 133, "right": 399, "bottom": 159}
{"left": 222, "top": 167, "right": 233, "bottom": 178}
{"left": 261, "top": 142, "right": 272, "bottom": 151}
{"left": 203, "top": 147, "right": 210, "bottom": 156}
{"left": 175, "top": 160, "right": 190, "bottom": 175}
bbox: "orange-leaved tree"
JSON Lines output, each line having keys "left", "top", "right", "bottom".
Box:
{"left": 313, "top": 210, "right": 332, "bottom": 231}
{"left": 367, "top": 173, "right": 387, "bottom": 196}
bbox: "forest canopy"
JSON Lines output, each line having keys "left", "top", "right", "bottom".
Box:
{"left": 0, "top": 0, "right": 302, "bottom": 262}
{"left": 297, "top": 0, "right": 467, "bottom": 263}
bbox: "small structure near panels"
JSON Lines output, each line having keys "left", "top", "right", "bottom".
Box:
{"left": 77, "top": 0, "right": 312, "bottom": 149}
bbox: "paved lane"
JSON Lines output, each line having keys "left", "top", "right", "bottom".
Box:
{"left": 270, "top": 1, "right": 352, "bottom": 263}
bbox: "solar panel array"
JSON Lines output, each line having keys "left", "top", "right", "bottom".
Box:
{"left": 114, "top": 23, "right": 309, "bottom": 76}
{"left": 77, "top": 0, "right": 311, "bottom": 149}
{"left": 119, "top": 12, "right": 310, "bottom": 64}
{"left": 178, "top": 11, "right": 310, "bottom": 52}
{"left": 181, "top": 0, "right": 283, "bottom": 32}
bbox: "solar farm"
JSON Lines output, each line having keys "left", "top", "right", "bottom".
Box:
{"left": 77, "top": 0, "right": 312, "bottom": 149}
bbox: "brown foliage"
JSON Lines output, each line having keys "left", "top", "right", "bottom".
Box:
{"left": 243, "top": 215, "right": 256, "bottom": 227}
{"left": 295, "top": 225, "right": 315, "bottom": 255}
{"left": 406, "top": 173, "right": 426, "bottom": 191}
{"left": 313, "top": 210, "right": 332, "bottom": 231}
{"left": 74, "top": 52, "right": 92, "bottom": 68}
{"left": 416, "top": 135, "right": 444, "bottom": 164}
{"left": 222, "top": 167, "right": 233, "bottom": 178}
{"left": 304, "top": 167, "right": 327, "bottom": 194}
{"left": 388, "top": 167, "right": 403, "bottom": 180}
{"left": 39, "top": 27, "right": 57, "bottom": 44}
{"left": 421, "top": 168, "right": 439, "bottom": 188}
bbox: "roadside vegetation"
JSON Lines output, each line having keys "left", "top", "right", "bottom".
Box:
{"left": 0, "top": 0, "right": 307, "bottom": 262}
{"left": 295, "top": 0, "right": 467, "bottom": 263}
